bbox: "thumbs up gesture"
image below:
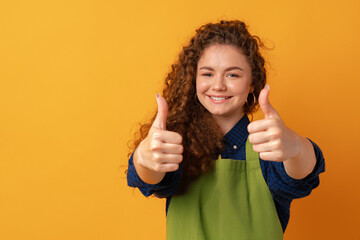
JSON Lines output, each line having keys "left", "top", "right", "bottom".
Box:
{"left": 247, "top": 85, "right": 302, "bottom": 162}
{"left": 134, "top": 94, "right": 183, "bottom": 184}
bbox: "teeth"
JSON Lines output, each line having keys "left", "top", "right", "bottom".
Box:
{"left": 210, "top": 96, "right": 229, "bottom": 100}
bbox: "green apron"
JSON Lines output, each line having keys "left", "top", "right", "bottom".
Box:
{"left": 166, "top": 139, "right": 283, "bottom": 240}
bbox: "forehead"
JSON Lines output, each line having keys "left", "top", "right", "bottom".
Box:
{"left": 197, "top": 44, "right": 249, "bottom": 69}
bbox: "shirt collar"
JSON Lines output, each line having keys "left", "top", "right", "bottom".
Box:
{"left": 223, "top": 115, "right": 250, "bottom": 149}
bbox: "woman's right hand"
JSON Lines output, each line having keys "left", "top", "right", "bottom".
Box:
{"left": 133, "top": 94, "right": 183, "bottom": 184}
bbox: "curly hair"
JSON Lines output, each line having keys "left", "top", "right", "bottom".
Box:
{"left": 129, "top": 20, "right": 267, "bottom": 192}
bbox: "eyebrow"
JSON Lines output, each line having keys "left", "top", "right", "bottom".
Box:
{"left": 198, "top": 66, "right": 244, "bottom": 71}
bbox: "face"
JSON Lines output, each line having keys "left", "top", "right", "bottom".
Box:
{"left": 196, "top": 44, "right": 253, "bottom": 125}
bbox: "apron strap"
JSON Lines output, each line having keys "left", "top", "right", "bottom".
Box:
{"left": 245, "top": 138, "right": 258, "bottom": 161}
{"left": 245, "top": 138, "right": 262, "bottom": 172}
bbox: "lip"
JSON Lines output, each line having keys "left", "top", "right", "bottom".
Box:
{"left": 207, "top": 95, "right": 232, "bottom": 104}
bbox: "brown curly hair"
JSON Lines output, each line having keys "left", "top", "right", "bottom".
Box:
{"left": 129, "top": 20, "right": 267, "bottom": 191}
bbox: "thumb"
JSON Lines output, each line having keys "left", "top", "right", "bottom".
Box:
{"left": 258, "top": 85, "right": 278, "bottom": 119}
{"left": 152, "top": 93, "right": 168, "bottom": 130}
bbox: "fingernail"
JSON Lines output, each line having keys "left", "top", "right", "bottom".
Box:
{"left": 156, "top": 93, "right": 160, "bottom": 98}
{"left": 265, "top": 84, "right": 270, "bottom": 90}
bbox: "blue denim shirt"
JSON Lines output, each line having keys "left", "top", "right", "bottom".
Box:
{"left": 127, "top": 115, "right": 325, "bottom": 232}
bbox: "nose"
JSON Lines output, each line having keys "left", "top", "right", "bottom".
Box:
{"left": 212, "top": 75, "right": 226, "bottom": 91}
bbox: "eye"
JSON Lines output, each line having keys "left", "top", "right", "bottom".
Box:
{"left": 202, "top": 73, "right": 212, "bottom": 77}
{"left": 227, "top": 73, "right": 239, "bottom": 78}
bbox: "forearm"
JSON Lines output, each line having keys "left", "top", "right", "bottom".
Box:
{"left": 283, "top": 136, "right": 316, "bottom": 180}
{"left": 133, "top": 147, "right": 166, "bottom": 185}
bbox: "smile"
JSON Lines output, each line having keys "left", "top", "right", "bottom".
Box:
{"left": 210, "top": 96, "right": 230, "bottom": 100}
{"left": 207, "top": 95, "right": 232, "bottom": 103}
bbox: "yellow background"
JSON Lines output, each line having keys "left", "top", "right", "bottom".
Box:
{"left": 1, "top": 0, "right": 359, "bottom": 239}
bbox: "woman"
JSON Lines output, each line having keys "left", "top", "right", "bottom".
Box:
{"left": 127, "top": 20, "right": 325, "bottom": 239}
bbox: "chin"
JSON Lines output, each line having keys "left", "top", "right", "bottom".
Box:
{"left": 205, "top": 107, "right": 224, "bottom": 115}
{"left": 209, "top": 110, "right": 230, "bottom": 118}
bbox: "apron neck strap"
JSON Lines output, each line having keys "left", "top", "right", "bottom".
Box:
{"left": 245, "top": 138, "right": 259, "bottom": 162}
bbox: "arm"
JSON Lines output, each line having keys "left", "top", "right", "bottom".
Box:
{"left": 264, "top": 139, "right": 325, "bottom": 193}
{"left": 248, "top": 85, "right": 324, "bottom": 180}
{"left": 127, "top": 94, "right": 183, "bottom": 193}
{"left": 134, "top": 94, "right": 183, "bottom": 184}
{"left": 260, "top": 140, "right": 325, "bottom": 231}
{"left": 127, "top": 151, "right": 181, "bottom": 198}
{"left": 283, "top": 134, "right": 316, "bottom": 179}
{"left": 134, "top": 144, "right": 167, "bottom": 184}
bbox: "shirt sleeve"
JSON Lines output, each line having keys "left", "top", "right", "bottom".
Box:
{"left": 260, "top": 139, "right": 325, "bottom": 231}
{"left": 263, "top": 138, "right": 325, "bottom": 199}
{"left": 126, "top": 151, "right": 181, "bottom": 198}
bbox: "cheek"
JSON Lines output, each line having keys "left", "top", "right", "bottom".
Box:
{"left": 229, "top": 81, "right": 251, "bottom": 95}
{"left": 196, "top": 79, "right": 208, "bottom": 94}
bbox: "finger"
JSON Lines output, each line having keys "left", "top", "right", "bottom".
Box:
{"left": 163, "top": 163, "right": 180, "bottom": 172}
{"left": 252, "top": 142, "right": 275, "bottom": 153}
{"left": 259, "top": 151, "right": 284, "bottom": 162}
{"left": 154, "top": 163, "right": 180, "bottom": 172}
{"left": 152, "top": 94, "right": 168, "bottom": 130}
{"left": 153, "top": 130, "right": 182, "bottom": 144}
{"left": 247, "top": 119, "right": 273, "bottom": 133}
{"left": 258, "top": 85, "right": 279, "bottom": 119}
{"left": 151, "top": 139, "right": 183, "bottom": 154}
{"left": 154, "top": 153, "right": 183, "bottom": 164}
{"left": 162, "top": 153, "right": 183, "bottom": 164}
{"left": 248, "top": 132, "right": 272, "bottom": 144}
{"left": 161, "top": 143, "right": 184, "bottom": 154}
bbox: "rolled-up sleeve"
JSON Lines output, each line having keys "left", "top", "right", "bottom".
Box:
{"left": 265, "top": 138, "right": 325, "bottom": 199}
{"left": 127, "top": 152, "right": 181, "bottom": 198}
{"left": 261, "top": 138, "right": 325, "bottom": 231}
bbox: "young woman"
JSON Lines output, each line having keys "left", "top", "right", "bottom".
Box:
{"left": 127, "top": 20, "right": 325, "bottom": 239}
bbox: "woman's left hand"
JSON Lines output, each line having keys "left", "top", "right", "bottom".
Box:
{"left": 247, "top": 85, "right": 302, "bottom": 162}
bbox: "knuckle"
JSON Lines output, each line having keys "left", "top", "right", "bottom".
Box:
{"left": 150, "top": 141, "right": 159, "bottom": 151}
{"left": 153, "top": 152, "right": 162, "bottom": 161}
{"left": 273, "top": 140, "right": 281, "bottom": 149}
{"left": 269, "top": 118, "right": 278, "bottom": 126}
{"left": 152, "top": 132, "right": 162, "bottom": 140}
{"left": 271, "top": 129, "right": 282, "bottom": 139}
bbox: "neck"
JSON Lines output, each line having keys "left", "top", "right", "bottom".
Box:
{"left": 213, "top": 112, "right": 245, "bottom": 135}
